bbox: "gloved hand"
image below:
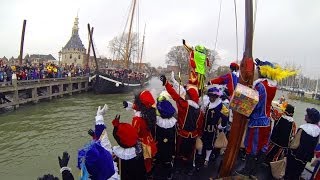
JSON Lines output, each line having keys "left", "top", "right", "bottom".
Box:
{"left": 114, "top": 114, "right": 120, "bottom": 121}
{"left": 218, "top": 124, "right": 226, "bottom": 130}
{"left": 207, "top": 81, "right": 211, "bottom": 85}
{"left": 96, "top": 104, "right": 108, "bottom": 116}
{"left": 58, "top": 151, "right": 70, "bottom": 168}
{"left": 160, "top": 75, "right": 167, "bottom": 86}
{"left": 88, "top": 129, "right": 95, "bottom": 137}
{"left": 123, "top": 101, "right": 128, "bottom": 108}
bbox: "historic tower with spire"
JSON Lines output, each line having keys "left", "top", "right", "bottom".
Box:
{"left": 60, "top": 16, "right": 86, "bottom": 66}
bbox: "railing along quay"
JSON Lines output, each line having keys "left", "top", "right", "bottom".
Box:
{"left": 0, "top": 76, "right": 90, "bottom": 109}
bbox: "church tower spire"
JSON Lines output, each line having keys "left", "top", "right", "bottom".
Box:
{"left": 72, "top": 15, "right": 79, "bottom": 35}
{"left": 61, "top": 15, "right": 86, "bottom": 66}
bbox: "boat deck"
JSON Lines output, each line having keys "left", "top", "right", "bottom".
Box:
{"left": 153, "top": 153, "right": 273, "bottom": 180}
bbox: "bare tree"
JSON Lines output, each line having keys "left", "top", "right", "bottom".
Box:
{"left": 165, "top": 45, "right": 219, "bottom": 73}
{"left": 165, "top": 46, "right": 189, "bottom": 73}
{"left": 108, "top": 33, "right": 139, "bottom": 63}
{"left": 282, "top": 61, "right": 302, "bottom": 88}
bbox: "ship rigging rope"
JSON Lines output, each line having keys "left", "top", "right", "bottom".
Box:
{"left": 136, "top": 0, "right": 140, "bottom": 65}
{"left": 253, "top": 0, "right": 258, "bottom": 36}
{"left": 214, "top": 0, "right": 223, "bottom": 51}
{"left": 116, "top": 1, "right": 133, "bottom": 60}
{"left": 233, "top": 0, "right": 239, "bottom": 62}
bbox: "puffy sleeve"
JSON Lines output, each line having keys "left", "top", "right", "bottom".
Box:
{"left": 132, "top": 117, "right": 141, "bottom": 134}
{"left": 95, "top": 115, "right": 112, "bottom": 153}
{"left": 95, "top": 115, "right": 106, "bottom": 140}
{"left": 220, "top": 105, "right": 229, "bottom": 127}
{"left": 165, "top": 81, "right": 188, "bottom": 108}
{"left": 209, "top": 73, "right": 229, "bottom": 85}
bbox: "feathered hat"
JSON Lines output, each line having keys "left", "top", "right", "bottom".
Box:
{"left": 230, "top": 62, "right": 239, "bottom": 71}
{"left": 112, "top": 118, "right": 138, "bottom": 148}
{"left": 77, "top": 141, "right": 115, "bottom": 180}
{"left": 156, "top": 100, "right": 176, "bottom": 119}
{"left": 255, "top": 58, "right": 297, "bottom": 81}
{"left": 195, "top": 45, "right": 206, "bottom": 54}
{"left": 133, "top": 90, "right": 156, "bottom": 110}
{"left": 186, "top": 84, "right": 199, "bottom": 103}
{"left": 207, "top": 87, "right": 222, "bottom": 97}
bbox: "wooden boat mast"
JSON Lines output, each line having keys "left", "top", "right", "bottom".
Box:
{"left": 87, "top": 24, "right": 99, "bottom": 72}
{"left": 19, "top": 20, "right": 27, "bottom": 66}
{"left": 139, "top": 23, "right": 146, "bottom": 71}
{"left": 86, "top": 27, "right": 93, "bottom": 68}
{"left": 219, "top": 0, "right": 255, "bottom": 177}
{"left": 124, "top": 0, "right": 137, "bottom": 69}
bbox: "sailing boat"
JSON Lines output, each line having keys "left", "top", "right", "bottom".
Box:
{"left": 90, "top": 0, "right": 149, "bottom": 94}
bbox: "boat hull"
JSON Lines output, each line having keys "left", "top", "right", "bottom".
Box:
{"left": 90, "top": 73, "right": 147, "bottom": 94}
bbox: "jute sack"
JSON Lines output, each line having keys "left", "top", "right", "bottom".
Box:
{"left": 196, "top": 137, "right": 203, "bottom": 151}
{"left": 270, "top": 157, "right": 287, "bottom": 179}
{"left": 214, "top": 132, "right": 228, "bottom": 149}
{"left": 290, "top": 129, "right": 302, "bottom": 149}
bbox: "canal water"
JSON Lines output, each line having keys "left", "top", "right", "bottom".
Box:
{"left": 0, "top": 77, "right": 319, "bottom": 179}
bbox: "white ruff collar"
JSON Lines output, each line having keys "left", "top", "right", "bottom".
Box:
{"left": 208, "top": 98, "right": 222, "bottom": 109}
{"left": 134, "top": 111, "right": 142, "bottom": 117}
{"left": 282, "top": 115, "right": 294, "bottom": 122}
{"left": 156, "top": 116, "right": 177, "bottom": 129}
{"left": 187, "top": 100, "right": 199, "bottom": 109}
{"left": 253, "top": 78, "right": 277, "bottom": 88}
{"left": 112, "top": 146, "right": 137, "bottom": 160}
{"left": 300, "top": 123, "right": 320, "bottom": 137}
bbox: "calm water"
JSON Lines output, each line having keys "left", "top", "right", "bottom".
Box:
{"left": 0, "top": 78, "right": 319, "bottom": 179}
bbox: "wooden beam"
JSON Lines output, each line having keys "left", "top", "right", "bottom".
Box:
{"left": 219, "top": 0, "right": 255, "bottom": 177}
{"left": 19, "top": 20, "right": 27, "bottom": 66}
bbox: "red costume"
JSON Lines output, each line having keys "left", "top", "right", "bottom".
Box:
{"left": 131, "top": 90, "right": 157, "bottom": 173}
{"left": 209, "top": 63, "right": 239, "bottom": 98}
{"left": 164, "top": 81, "right": 204, "bottom": 167}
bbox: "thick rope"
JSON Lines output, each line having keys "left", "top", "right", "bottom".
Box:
{"left": 233, "top": 0, "right": 239, "bottom": 62}
{"left": 214, "top": 0, "right": 223, "bottom": 51}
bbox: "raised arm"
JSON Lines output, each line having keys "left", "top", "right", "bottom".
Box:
{"left": 208, "top": 73, "right": 228, "bottom": 85}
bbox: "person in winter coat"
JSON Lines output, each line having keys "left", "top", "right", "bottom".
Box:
{"left": 266, "top": 104, "right": 296, "bottom": 162}
{"left": 160, "top": 75, "right": 204, "bottom": 176}
{"left": 284, "top": 108, "right": 320, "bottom": 180}
{"left": 154, "top": 97, "right": 177, "bottom": 179}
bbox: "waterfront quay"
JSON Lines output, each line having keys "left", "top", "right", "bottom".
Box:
{"left": 0, "top": 76, "right": 89, "bottom": 109}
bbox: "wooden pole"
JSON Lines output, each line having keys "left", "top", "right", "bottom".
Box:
{"left": 87, "top": 24, "right": 98, "bottom": 72}
{"left": 19, "top": 20, "right": 27, "bottom": 66}
{"left": 139, "top": 23, "right": 146, "bottom": 71}
{"left": 86, "top": 27, "right": 93, "bottom": 67}
{"left": 219, "top": 0, "right": 254, "bottom": 177}
{"left": 124, "top": 0, "right": 137, "bottom": 69}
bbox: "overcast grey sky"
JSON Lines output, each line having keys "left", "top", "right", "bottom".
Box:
{"left": 0, "top": 0, "right": 319, "bottom": 77}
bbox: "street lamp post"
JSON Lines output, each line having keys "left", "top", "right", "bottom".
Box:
{"left": 58, "top": 50, "right": 62, "bottom": 66}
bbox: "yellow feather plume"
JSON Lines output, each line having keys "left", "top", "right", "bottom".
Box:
{"left": 259, "top": 65, "right": 297, "bottom": 81}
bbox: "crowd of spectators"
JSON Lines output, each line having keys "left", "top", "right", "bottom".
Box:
{"left": 0, "top": 63, "right": 90, "bottom": 84}
{"left": 104, "top": 68, "right": 147, "bottom": 83}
